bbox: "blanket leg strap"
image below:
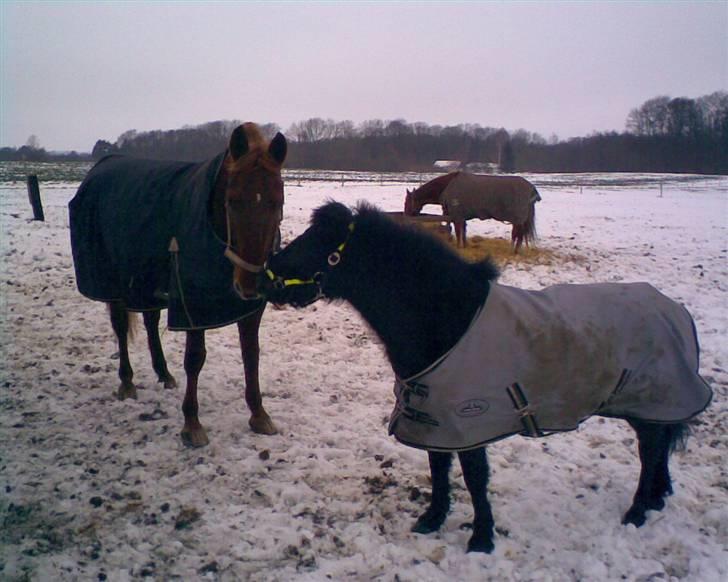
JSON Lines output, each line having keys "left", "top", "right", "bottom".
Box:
{"left": 507, "top": 383, "right": 543, "bottom": 438}
{"left": 169, "top": 237, "right": 196, "bottom": 329}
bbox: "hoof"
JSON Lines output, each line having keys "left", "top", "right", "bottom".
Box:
{"left": 622, "top": 506, "right": 647, "bottom": 527}
{"left": 412, "top": 510, "right": 447, "bottom": 534}
{"left": 181, "top": 426, "right": 209, "bottom": 448}
{"left": 116, "top": 383, "right": 138, "bottom": 400}
{"left": 162, "top": 376, "right": 178, "bottom": 390}
{"left": 249, "top": 412, "right": 277, "bottom": 435}
{"left": 623, "top": 497, "right": 665, "bottom": 528}
{"left": 467, "top": 536, "right": 495, "bottom": 554}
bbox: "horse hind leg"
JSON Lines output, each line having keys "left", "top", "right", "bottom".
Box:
{"left": 511, "top": 225, "right": 524, "bottom": 254}
{"left": 142, "top": 310, "right": 177, "bottom": 390}
{"left": 623, "top": 418, "right": 687, "bottom": 527}
{"left": 108, "top": 301, "right": 137, "bottom": 400}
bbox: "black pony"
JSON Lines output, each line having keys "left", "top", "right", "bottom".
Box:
{"left": 258, "top": 201, "right": 710, "bottom": 553}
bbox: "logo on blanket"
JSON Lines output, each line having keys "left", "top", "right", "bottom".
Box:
{"left": 455, "top": 399, "right": 489, "bottom": 418}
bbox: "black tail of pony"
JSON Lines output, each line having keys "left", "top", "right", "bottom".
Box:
{"left": 667, "top": 421, "right": 691, "bottom": 454}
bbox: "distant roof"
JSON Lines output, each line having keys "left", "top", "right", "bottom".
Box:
{"left": 433, "top": 160, "right": 461, "bottom": 168}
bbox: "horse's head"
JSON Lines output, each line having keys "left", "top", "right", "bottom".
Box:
{"left": 404, "top": 188, "right": 422, "bottom": 216}
{"left": 258, "top": 201, "right": 354, "bottom": 307}
{"left": 223, "top": 123, "right": 287, "bottom": 299}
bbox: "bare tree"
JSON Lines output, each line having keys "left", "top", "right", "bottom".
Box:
{"left": 626, "top": 96, "right": 671, "bottom": 136}
{"left": 359, "top": 119, "right": 385, "bottom": 137}
{"left": 26, "top": 135, "right": 41, "bottom": 150}
{"left": 333, "top": 120, "right": 356, "bottom": 139}
{"left": 287, "top": 118, "right": 336, "bottom": 142}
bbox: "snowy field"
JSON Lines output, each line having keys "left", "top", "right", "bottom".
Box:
{"left": 1, "top": 168, "right": 727, "bottom": 581}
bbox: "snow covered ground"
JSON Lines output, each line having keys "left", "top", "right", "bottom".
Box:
{"left": 1, "top": 170, "right": 727, "bottom": 581}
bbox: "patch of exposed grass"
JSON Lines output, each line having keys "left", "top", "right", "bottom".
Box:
{"left": 418, "top": 223, "right": 580, "bottom": 266}
{"left": 456, "top": 235, "right": 561, "bottom": 264}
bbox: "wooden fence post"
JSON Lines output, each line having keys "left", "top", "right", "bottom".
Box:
{"left": 27, "top": 175, "right": 45, "bottom": 221}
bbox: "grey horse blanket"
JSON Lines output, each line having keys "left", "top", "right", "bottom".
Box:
{"left": 69, "top": 153, "right": 263, "bottom": 331}
{"left": 389, "top": 282, "right": 712, "bottom": 451}
{"left": 441, "top": 173, "right": 541, "bottom": 223}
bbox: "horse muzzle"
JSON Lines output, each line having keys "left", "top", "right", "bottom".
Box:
{"left": 257, "top": 268, "right": 323, "bottom": 307}
{"left": 233, "top": 279, "right": 263, "bottom": 301}
{"left": 225, "top": 246, "right": 268, "bottom": 301}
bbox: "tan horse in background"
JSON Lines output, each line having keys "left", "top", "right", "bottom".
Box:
{"left": 405, "top": 172, "right": 541, "bottom": 252}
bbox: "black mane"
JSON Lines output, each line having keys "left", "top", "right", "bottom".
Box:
{"left": 348, "top": 202, "right": 498, "bottom": 299}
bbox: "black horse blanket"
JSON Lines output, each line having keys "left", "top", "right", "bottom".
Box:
{"left": 389, "top": 282, "right": 712, "bottom": 451}
{"left": 441, "top": 173, "right": 540, "bottom": 223}
{"left": 69, "top": 153, "right": 263, "bottom": 330}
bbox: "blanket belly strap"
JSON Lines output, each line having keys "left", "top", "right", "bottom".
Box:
{"left": 507, "top": 383, "right": 543, "bottom": 438}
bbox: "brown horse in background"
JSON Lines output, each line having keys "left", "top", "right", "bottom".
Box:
{"left": 69, "top": 123, "right": 286, "bottom": 447}
{"left": 405, "top": 172, "right": 541, "bottom": 252}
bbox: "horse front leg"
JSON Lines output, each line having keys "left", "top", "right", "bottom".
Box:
{"left": 412, "top": 451, "right": 452, "bottom": 534}
{"left": 238, "top": 307, "right": 277, "bottom": 435}
{"left": 454, "top": 221, "right": 467, "bottom": 248}
{"left": 142, "top": 310, "right": 177, "bottom": 390}
{"left": 180, "top": 330, "right": 209, "bottom": 447}
{"left": 458, "top": 447, "right": 495, "bottom": 553}
{"left": 108, "top": 301, "right": 137, "bottom": 400}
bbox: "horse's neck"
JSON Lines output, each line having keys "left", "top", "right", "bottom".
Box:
{"left": 415, "top": 172, "right": 459, "bottom": 206}
{"left": 347, "top": 282, "right": 481, "bottom": 379}
{"left": 340, "top": 238, "right": 484, "bottom": 379}
{"left": 210, "top": 158, "right": 229, "bottom": 240}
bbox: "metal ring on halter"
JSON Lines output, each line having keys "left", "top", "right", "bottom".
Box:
{"left": 273, "top": 278, "right": 286, "bottom": 291}
{"left": 327, "top": 252, "right": 341, "bottom": 266}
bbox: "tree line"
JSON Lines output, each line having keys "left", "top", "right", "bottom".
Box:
{"left": 3, "top": 92, "right": 725, "bottom": 174}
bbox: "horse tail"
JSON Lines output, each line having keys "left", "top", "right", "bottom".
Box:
{"left": 523, "top": 190, "right": 539, "bottom": 246}
{"left": 107, "top": 303, "right": 138, "bottom": 340}
{"left": 666, "top": 421, "right": 691, "bottom": 454}
{"left": 128, "top": 312, "right": 138, "bottom": 341}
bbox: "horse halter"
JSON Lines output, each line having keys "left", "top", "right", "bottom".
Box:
{"left": 264, "top": 222, "right": 355, "bottom": 299}
{"left": 223, "top": 198, "right": 279, "bottom": 274}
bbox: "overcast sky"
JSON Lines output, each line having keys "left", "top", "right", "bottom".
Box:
{"left": 2, "top": 1, "right": 726, "bottom": 152}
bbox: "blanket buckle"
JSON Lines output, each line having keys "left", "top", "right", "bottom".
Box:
{"left": 507, "top": 383, "right": 543, "bottom": 438}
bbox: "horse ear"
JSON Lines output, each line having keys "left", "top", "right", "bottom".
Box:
{"left": 229, "top": 125, "right": 249, "bottom": 160}
{"left": 269, "top": 132, "right": 287, "bottom": 165}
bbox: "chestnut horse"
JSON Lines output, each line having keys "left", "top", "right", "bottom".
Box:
{"left": 405, "top": 172, "right": 540, "bottom": 252}
{"left": 69, "top": 123, "right": 286, "bottom": 447}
